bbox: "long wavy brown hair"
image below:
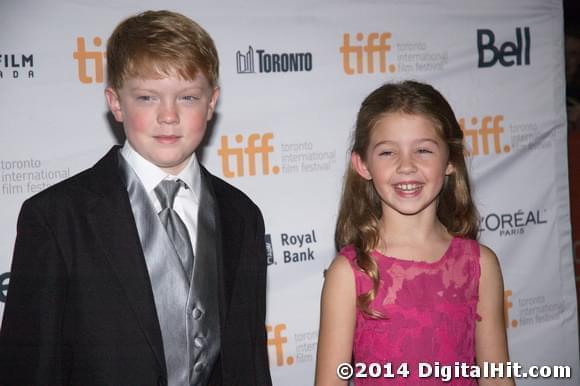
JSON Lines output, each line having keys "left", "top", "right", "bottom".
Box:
{"left": 335, "top": 80, "right": 480, "bottom": 318}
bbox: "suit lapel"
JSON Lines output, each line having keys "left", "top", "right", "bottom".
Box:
{"left": 200, "top": 168, "right": 229, "bottom": 336}
{"left": 85, "top": 147, "right": 166, "bottom": 370}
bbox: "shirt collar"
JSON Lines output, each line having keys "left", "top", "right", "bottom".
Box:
{"left": 120, "top": 141, "right": 201, "bottom": 204}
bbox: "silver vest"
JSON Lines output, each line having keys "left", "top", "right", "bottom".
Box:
{"left": 119, "top": 154, "right": 220, "bottom": 385}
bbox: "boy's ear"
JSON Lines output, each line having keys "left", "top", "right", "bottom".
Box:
{"left": 351, "top": 152, "right": 372, "bottom": 180}
{"left": 105, "top": 87, "right": 123, "bottom": 122}
{"left": 206, "top": 87, "right": 220, "bottom": 121}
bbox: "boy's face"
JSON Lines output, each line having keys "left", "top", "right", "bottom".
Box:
{"left": 105, "top": 72, "right": 219, "bottom": 175}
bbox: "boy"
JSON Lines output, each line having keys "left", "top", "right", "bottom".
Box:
{"left": 0, "top": 10, "right": 272, "bottom": 386}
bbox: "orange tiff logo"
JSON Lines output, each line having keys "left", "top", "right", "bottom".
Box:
{"left": 458, "top": 115, "right": 510, "bottom": 156}
{"left": 340, "top": 32, "right": 396, "bottom": 75}
{"left": 267, "top": 323, "right": 294, "bottom": 366}
{"left": 73, "top": 37, "right": 106, "bottom": 84}
{"left": 504, "top": 289, "right": 518, "bottom": 328}
{"left": 217, "top": 133, "right": 280, "bottom": 178}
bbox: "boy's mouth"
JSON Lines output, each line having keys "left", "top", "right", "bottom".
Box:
{"left": 154, "top": 135, "right": 181, "bottom": 144}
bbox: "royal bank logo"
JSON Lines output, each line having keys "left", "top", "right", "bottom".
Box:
{"left": 281, "top": 230, "right": 317, "bottom": 263}
{"left": 340, "top": 32, "right": 396, "bottom": 75}
{"left": 73, "top": 36, "right": 106, "bottom": 84}
{"left": 236, "top": 46, "right": 313, "bottom": 74}
{"left": 264, "top": 230, "right": 319, "bottom": 265}
{"left": 0, "top": 54, "right": 34, "bottom": 79}
{"left": 0, "top": 272, "right": 9, "bottom": 303}
{"left": 265, "top": 234, "right": 275, "bottom": 265}
{"left": 477, "top": 27, "right": 530, "bottom": 68}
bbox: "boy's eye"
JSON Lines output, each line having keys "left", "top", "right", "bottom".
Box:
{"left": 379, "top": 150, "right": 393, "bottom": 156}
{"left": 181, "top": 95, "right": 201, "bottom": 102}
{"left": 136, "top": 95, "right": 154, "bottom": 102}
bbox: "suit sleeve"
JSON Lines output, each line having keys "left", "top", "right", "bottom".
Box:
{"left": 0, "top": 199, "right": 68, "bottom": 385}
{"left": 252, "top": 209, "right": 273, "bottom": 386}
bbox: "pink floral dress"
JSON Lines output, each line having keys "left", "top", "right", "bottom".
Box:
{"left": 342, "top": 237, "right": 480, "bottom": 385}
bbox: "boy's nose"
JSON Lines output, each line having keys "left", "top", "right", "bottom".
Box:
{"left": 158, "top": 103, "right": 179, "bottom": 124}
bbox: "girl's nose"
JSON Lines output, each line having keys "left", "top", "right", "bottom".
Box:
{"left": 396, "top": 154, "right": 417, "bottom": 174}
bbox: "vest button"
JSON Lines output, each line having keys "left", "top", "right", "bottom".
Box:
{"left": 192, "top": 308, "right": 203, "bottom": 319}
{"left": 194, "top": 362, "right": 206, "bottom": 372}
{"left": 194, "top": 336, "right": 206, "bottom": 348}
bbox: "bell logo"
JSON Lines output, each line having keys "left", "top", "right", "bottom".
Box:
{"left": 73, "top": 37, "right": 106, "bottom": 84}
{"left": 267, "top": 323, "right": 294, "bottom": 366}
{"left": 504, "top": 289, "right": 518, "bottom": 328}
{"left": 477, "top": 27, "right": 530, "bottom": 68}
{"left": 217, "top": 133, "right": 280, "bottom": 178}
{"left": 458, "top": 115, "right": 510, "bottom": 156}
{"left": 340, "top": 32, "right": 396, "bottom": 75}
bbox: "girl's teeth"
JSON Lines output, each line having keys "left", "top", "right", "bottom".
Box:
{"left": 398, "top": 183, "right": 419, "bottom": 191}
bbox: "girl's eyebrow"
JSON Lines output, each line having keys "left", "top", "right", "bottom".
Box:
{"left": 414, "top": 138, "right": 441, "bottom": 146}
{"left": 372, "top": 138, "right": 441, "bottom": 150}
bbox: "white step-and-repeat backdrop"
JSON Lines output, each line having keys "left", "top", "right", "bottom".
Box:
{"left": 1, "top": 0, "right": 578, "bottom": 384}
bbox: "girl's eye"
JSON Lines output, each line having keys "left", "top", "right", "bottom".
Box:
{"left": 379, "top": 150, "right": 393, "bottom": 156}
{"left": 136, "top": 95, "right": 154, "bottom": 102}
{"left": 417, "top": 148, "right": 433, "bottom": 154}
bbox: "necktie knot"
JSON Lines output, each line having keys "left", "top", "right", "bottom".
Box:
{"left": 154, "top": 179, "right": 187, "bottom": 210}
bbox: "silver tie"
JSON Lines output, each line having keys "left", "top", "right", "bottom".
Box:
{"left": 154, "top": 179, "right": 194, "bottom": 282}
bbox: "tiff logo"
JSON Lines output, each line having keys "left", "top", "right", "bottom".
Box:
{"left": 267, "top": 323, "right": 294, "bottom": 366}
{"left": 504, "top": 290, "right": 518, "bottom": 328}
{"left": 73, "top": 37, "right": 106, "bottom": 84}
{"left": 217, "top": 133, "right": 280, "bottom": 178}
{"left": 340, "top": 32, "right": 396, "bottom": 75}
{"left": 236, "top": 46, "right": 255, "bottom": 74}
{"left": 458, "top": 115, "right": 510, "bottom": 156}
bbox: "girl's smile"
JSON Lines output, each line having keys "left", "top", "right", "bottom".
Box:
{"left": 352, "top": 112, "right": 454, "bottom": 217}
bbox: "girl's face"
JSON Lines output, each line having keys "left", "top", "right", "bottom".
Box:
{"left": 352, "top": 112, "right": 454, "bottom": 218}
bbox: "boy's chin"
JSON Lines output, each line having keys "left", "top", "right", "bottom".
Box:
{"left": 151, "top": 156, "right": 192, "bottom": 174}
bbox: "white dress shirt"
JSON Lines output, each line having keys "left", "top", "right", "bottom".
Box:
{"left": 120, "top": 141, "right": 200, "bottom": 252}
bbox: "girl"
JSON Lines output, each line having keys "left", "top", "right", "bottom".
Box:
{"left": 315, "top": 81, "right": 513, "bottom": 385}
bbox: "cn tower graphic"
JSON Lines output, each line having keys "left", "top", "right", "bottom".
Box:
{"left": 236, "top": 46, "right": 255, "bottom": 73}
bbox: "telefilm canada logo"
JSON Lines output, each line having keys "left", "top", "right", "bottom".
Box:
{"left": 265, "top": 230, "right": 318, "bottom": 265}
{"left": 236, "top": 46, "right": 313, "bottom": 74}
{"left": 0, "top": 54, "right": 34, "bottom": 79}
{"left": 477, "top": 27, "right": 531, "bottom": 68}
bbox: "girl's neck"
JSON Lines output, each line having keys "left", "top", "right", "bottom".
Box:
{"left": 378, "top": 207, "right": 449, "bottom": 245}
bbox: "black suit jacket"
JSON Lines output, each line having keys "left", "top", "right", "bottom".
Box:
{"left": 0, "top": 146, "right": 272, "bottom": 386}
